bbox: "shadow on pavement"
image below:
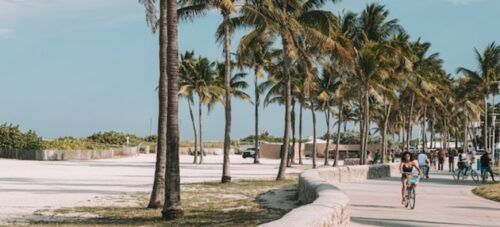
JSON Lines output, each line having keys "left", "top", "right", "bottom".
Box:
{"left": 351, "top": 217, "right": 496, "bottom": 227}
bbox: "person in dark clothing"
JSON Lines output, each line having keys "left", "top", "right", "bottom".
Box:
{"left": 448, "top": 149, "right": 456, "bottom": 172}
{"left": 438, "top": 149, "right": 445, "bottom": 171}
{"left": 480, "top": 153, "right": 497, "bottom": 182}
{"left": 373, "top": 150, "right": 381, "bottom": 164}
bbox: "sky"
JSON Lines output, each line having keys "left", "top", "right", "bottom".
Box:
{"left": 0, "top": 0, "right": 499, "bottom": 140}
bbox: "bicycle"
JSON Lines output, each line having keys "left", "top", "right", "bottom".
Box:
{"left": 404, "top": 174, "right": 420, "bottom": 210}
{"left": 453, "top": 166, "right": 479, "bottom": 182}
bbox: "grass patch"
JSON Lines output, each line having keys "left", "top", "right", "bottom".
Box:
{"left": 472, "top": 183, "right": 500, "bottom": 202}
{"left": 30, "top": 175, "right": 298, "bottom": 226}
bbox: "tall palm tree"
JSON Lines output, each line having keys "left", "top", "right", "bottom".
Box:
{"left": 239, "top": 0, "right": 344, "bottom": 179}
{"left": 162, "top": 0, "right": 184, "bottom": 220}
{"left": 181, "top": 56, "right": 224, "bottom": 164}
{"left": 457, "top": 42, "right": 500, "bottom": 153}
{"left": 237, "top": 32, "right": 275, "bottom": 164}
{"left": 139, "top": 0, "right": 167, "bottom": 209}
{"left": 179, "top": 51, "right": 199, "bottom": 164}
{"left": 178, "top": 0, "right": 236, "bottom": 183}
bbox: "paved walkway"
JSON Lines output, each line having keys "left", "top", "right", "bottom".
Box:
{"left": 337, "top": 168, "right": 500, "bottom": 227}
{"left": 0, "top": 154, "right": 309, "bottom": 224}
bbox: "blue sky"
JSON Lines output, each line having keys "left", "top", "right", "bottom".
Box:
{"left": 0, "top": 0, "right": 499, "bottom": 140}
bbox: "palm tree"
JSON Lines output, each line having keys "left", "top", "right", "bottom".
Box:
{"left": 178, "top": 0, "right": 236, "bottom": 183}
{"left": 181, "top": 56, "right": 224, "bottom": 164}
{"left": 139, "top": 0, "right": 167, "bottom": 209}
{"left": 179, "top": 51, "right": 199, "bottom": 164}
{"left": 162, "top": 0, "right": 184, "bottom": 220}
{"left": 457, "top": 42, "right": 500, "bottom": 153}
{"left": 237, "top": 32, "right": 275, "bottom": 164}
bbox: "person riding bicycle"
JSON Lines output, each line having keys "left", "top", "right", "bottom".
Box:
{"left": 480, "top": 152, "right": 497, "bottom": 182}
{"left": 400, "top": 152, "right": 423, "bottom": 204}
{"left": 417, "top": 151, "right": 429, "bottom": 178}
{"left": 458, "top": 149, "right": 470, "bottom": 175}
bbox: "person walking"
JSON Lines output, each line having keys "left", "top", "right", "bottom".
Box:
{"left": 418, "top": 151, "right": 430, "bottom": 179}
{"left": 448, "top": 149, "right": 456, "bottom": 172}
{"left": 430, "top": 150, "right": 437, "bottom": 169}
{"left": 390, "top": 149, "right": 395, "bottom": 163}
{"left": 438, "top": 149, "right": 445, "bottom": 171}
{"left": 480, "top": 152, "right": 497, "bottom": 182}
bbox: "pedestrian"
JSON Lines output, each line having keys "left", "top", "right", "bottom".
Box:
{"left": 448, "top": 149, "right": 456, "bottom": 172}
{"left": 430, "top": 150, "right": 437, "bottom": 169}
{"left": 438, "top": 149, "right": 445, "bottom": 171}
{"left": 374, "top": 150, "right": 381, "bottom": 164}
{"left": 367, "top": 151, "right": 373, "bottom": 164}
{"left": 418, "top": 151, "right": 430, "bottom": 179}
{"left": 390, "top": 149, "right": 395, "bottom": 163}
{"left": 480, "top": 152, "right": 497, "bottom": 182}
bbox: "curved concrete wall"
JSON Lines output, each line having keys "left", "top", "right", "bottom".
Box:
{"left": 260, "top": 164, "right": 399, "bottom": 227}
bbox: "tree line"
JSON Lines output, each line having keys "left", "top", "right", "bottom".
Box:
{"left": 139, "top": 0, "right": 500, "bottom": 220}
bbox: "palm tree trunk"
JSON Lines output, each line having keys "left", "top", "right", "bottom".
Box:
{"left": 422, "top": 106, "right": 427, "bottom": 153}
{"left": 382, "top": 103, "right": 391, "bottom": 164}
{"left": 323, "top": 109, "right": 331, "bottom": 166}
{"left": 407, "top": 94, "right": 415, "bottom": 151}
{"left": 162, "top": 0, "right": 183, "bottom": 220}
{"left": 362, "top": 87, "right": 370, "bottom": 164}
{"left": 198, "top": 97, "right": 204, "bottom": 164}
{"left": 289, "top": 99, "right": 296, "bottom": 166}
{"left": 276, "top": 32, "right": 292, "bottom": 181}
{"left": 334, "top": 100, "right": 343, "bottom": 166}
{"left": 298, "top": 103, "right": 303, "bottom": 164}
{"left": 484, "top": 96, "right": 489, "bottom": 153}
{"left": 188, "top": 99, "right": 198, "bottom": 164}
{"left": 148, "top": 0, "right": 167, "bottom": 208}
{"left": 221, "top": 10, "right": 232, "bottom": 183}
{"left": 402, "top": 116, "right": 406, "bottom": 152}
{"left": 253, "top": 74, "right": 260, "bottom": 164}
{"left": 464, "top": 107, "right": 469, "bottom": 154}
{"left": 311, "top": 102, "right": 317, "bottom": 168}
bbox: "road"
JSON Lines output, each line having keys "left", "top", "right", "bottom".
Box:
{"left": 337, "top": 168, "right": 500, "bottom": 227}
{"left": 0, "top": 154, "right": 309, "bottom": 224}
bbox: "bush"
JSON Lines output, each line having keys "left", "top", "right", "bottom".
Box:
{"left": 87, "top": 131, "right": 142, "bottom": 146}
{"left": 0, "top": 123, "right": 43, "bottom": 150}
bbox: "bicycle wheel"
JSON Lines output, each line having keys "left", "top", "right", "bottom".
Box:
{"left": 471, "top": 170, "right": 479, "bottom": 183}
{"left": 404, "top": 193, "right": 409, "bottom": 208}
{"left": 409, "top": 187, "right": 416, "bottom": 209}
{"left": 453, "top": 170, "right": 462, "bottom": 181}
{"left": 481, "top": 170, "right": 488, "bottom": 183}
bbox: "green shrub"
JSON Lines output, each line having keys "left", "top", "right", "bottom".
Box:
{"left": 0, "top": 123, "right": 43, "bottom": 150}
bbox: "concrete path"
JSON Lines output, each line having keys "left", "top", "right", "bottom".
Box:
{"left": 0, "top": 154, "right": 309, "bottom": 224}
{"left": 336, "top": 168, "right": 500, "bottom": 227}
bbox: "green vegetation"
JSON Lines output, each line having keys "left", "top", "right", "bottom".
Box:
{"left": 473, "top": 183, "right": 500, "bottom": 202}
{"left": 31, "top": 176, "right": 298, "bottom": 226}
{"left": 0, "top": 123, "right": 43, "bottom": 150}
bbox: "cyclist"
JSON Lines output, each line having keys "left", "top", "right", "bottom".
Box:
{"left": 417, "top": 151, "right": 429, "bottom": 178}
{"left": 480, "top": 152, "right": 497, "bottom": 182}
{"left": 458, "top": 149, "right": 469, "bottom": 175}
{"left": 400, "top": 151, "right": 423, "bottom": 204}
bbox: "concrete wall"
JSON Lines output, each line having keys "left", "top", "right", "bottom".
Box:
{"left": 0, "top": 147, "right": 138, "bottom": 161}
{"left": 260, "top": 163, "right": 399, "bottom": 227}
{"left": 260, "top": 143, "right": 305, "bottom": 159}
{"left": 304, "top": 143, "right": 382, "bottom": 158}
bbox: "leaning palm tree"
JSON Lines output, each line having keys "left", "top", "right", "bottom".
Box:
{"left": 239, "top": 0, "right": 345, "bottom": 179}
{"left": 183, "top": 56, "right": 224, "bottom": 164}
{"left": 457, "top": 42, "right": 500, "bottom": 153}
{"left": 139, "top": 0, "right": 167, "bottom": 209}
{"left": 179, "top": 51, "right": 199, "bottom": 164}
{"left": 162, "top": 0, "right": 184, "bottom": 220}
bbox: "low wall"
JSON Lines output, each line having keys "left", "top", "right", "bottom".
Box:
{"left": 0, "top": 147, "right": 138, "bottom": 161}
{"left": 260, "top": 164, "right": 399, "bottom": 227}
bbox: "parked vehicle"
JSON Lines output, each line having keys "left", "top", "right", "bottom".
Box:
{"left": 242, "top": 148, "right": 258, "bottom": 159}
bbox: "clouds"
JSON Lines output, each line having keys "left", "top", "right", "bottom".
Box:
{"left": 0, "top": 28, "right": 13, "bottom": 38}
{"left": 0, "top": 0, "right": 144, "bottom": 39}
{"left": 447, "top": 0, "right": 483, "bottom": 5}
